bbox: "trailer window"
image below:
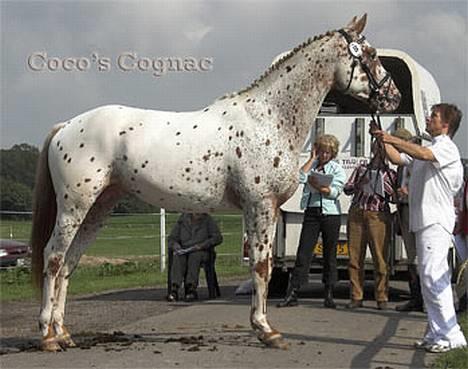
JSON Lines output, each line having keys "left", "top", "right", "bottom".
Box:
{"left": 319, "top": 57, "right": 413, "bottom": 115}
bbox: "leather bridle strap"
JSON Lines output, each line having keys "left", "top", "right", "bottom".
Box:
{"left": 338, "top": 29, "right": 391, "bottom": 96}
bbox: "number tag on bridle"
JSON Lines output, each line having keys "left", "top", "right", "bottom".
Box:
{"left": 349, "top": 42, "right": 362, "bottom": 58}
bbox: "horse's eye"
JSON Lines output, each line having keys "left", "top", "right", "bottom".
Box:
{"left": 369, "top": 48, "right": 377, "bottom": 60}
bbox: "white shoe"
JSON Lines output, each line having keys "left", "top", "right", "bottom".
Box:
{"left": 424, "top": 343, "right": 451, "bottom": 353}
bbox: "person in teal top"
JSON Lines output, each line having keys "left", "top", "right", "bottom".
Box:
{"left": 278, "top": 134, "right": 346, "bottom": 308}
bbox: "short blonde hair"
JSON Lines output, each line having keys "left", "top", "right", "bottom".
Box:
{"left": 315, "top": 134, "right": 340, "bottom": 158}
{"left": 392, "top": 128, "right": 412, "bottom": 141}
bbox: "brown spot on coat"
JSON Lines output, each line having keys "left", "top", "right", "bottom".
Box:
{"left": 236, "top": 147, "right": 242, "bottom": 158}
{"left": 254, "top": 259, "right": 269, "bottom": 280}
{"left": 273, "top": 157, "right": 280, "bottom": 167}
{"left": 48, "top": 255, "right": 63, "bottom": 276}
{"left": 255, "top": 176, "right": 260, "bottom": 184}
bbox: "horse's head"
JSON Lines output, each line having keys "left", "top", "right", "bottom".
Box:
{"left": 334, "top": 14, "right": 401, "bottom": 113}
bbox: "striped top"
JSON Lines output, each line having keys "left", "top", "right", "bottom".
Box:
{"left": 344, "top": 164, "right": 396, "bottom": 212}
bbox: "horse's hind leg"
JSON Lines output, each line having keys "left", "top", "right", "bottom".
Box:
{"left": 50, "top": 186, "right": 123, "bottom": 349}
{"left": 51, "top": 269, "right": 74, "bottom": 348}
{"left": 39, "top": 208, "right": 88, "bottom": 351}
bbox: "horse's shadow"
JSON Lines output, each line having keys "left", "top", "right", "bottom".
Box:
{"left": 77, "top": 284, "right": 241, "bottom": 302}
{"left": 0, "top": 337, "right": 39, "bottom": 355}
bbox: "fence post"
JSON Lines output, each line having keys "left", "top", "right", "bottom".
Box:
{"left": 160, "top": 208, "right": 166, "bottom": 272}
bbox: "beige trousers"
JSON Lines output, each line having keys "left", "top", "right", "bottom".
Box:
{"left": 347, "top": 207, "right": 391, "bottom": 302}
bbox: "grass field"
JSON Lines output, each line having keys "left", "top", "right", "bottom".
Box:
{"left": 0, "top": 212, "right": 244, "bottom": 257}
{"left": 432, "top": 314, "right": 468, "bottom": 368}
{"left": 0, "top": 213, "right": 249, "bottom": 301}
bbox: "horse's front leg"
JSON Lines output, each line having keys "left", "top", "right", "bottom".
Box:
{"left": 245, "top": 205, "right": 288, "bottom": 350}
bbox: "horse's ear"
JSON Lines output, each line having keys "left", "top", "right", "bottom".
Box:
{"left": 353, "top": 13, "right": 367, "bottom": 34}
{"left": 346, "top": 16, "right": 358, "bottom": 29}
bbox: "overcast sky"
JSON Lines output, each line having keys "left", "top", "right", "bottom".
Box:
{"left": 1, "top": 0, "right": 467, "bottom": 156}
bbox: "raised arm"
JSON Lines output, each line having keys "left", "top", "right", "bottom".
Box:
{"left": 300, "top": 145, "right": 317, "bottom": 174}
{"left": 373, "top": 130, "right": 435, "bottom": 162}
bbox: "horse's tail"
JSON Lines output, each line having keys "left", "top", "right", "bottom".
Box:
{"left": 31, "top": 123, "right": 64, "bottom": 291}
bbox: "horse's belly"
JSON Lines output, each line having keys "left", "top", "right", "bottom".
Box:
{"left": 130, "top": 174, "right": 229, "bottom": 212}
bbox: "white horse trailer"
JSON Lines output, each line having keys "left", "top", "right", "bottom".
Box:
{"left": 266, "top": 49, "right": 446, "bottom": 292}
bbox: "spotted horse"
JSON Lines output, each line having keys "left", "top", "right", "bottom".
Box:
{"left": 31, "top": 14, "right": 400, "bottom": 351}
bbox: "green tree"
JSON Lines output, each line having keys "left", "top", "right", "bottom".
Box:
{"left": 0, "top": 143, "right": 160, "bottom": 213}
{"left": 0, "top": 177, "right": 32, "bottom": 211}
{"left": 0, "top": 143, "right": 39, "bottom": 189}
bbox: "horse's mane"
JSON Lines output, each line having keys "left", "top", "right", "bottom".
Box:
{"left": 218, "top": 30, "right": 338, "bottom": 100}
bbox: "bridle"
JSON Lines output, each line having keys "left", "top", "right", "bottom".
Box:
{"left": 338, "top": 28, "right": 392, "bottom": 109}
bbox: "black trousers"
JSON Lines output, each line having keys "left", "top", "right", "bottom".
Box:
{"left": 171, "top": 250, "right": 209, "bottom": 289}
{"left": 290, "top": 208, "right": 341, "bottom": 289}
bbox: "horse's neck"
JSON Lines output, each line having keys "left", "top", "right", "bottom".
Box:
{"left": 244, "top": 35, "right": 339, "bottom": 147}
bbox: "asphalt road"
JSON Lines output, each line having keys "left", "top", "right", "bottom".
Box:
{"left": 1, "top": 278, "right": 437, "bottom": 369}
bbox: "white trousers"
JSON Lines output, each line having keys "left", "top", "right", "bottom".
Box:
{"left": 416, "top": 224, "right": 467, "bottom": 347}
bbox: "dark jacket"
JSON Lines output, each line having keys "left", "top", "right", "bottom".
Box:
{"left": 168, "top": 213, "right": 223, "bottom": 251}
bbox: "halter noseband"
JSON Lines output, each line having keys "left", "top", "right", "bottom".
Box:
{"left": 338, "top": 29, "right": 392, "bottom": 103}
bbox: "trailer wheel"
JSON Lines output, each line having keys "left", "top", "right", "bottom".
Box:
{"left": 268, "top": 267, "right": 290, "bottom": 297}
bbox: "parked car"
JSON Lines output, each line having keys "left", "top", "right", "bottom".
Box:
{"left": 0, "top": 239, "right": 31, "bottom": 267}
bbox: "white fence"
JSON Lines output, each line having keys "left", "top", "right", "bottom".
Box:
{"left": 0, "top": 210, "right": 244, "bottom": 272}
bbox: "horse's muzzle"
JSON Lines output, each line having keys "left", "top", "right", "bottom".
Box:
{"left": 370, "top": 81, "right": 401, "bottom": 113}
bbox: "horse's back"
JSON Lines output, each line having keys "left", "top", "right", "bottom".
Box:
{"left": 47, "top": 103, "right": 237, "bottom": 211}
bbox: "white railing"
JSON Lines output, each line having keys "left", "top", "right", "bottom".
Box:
{"left": 0, "top": 209, "right": 244, "bottom": 272}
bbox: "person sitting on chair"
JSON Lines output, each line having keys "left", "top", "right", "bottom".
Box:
{"left": 167, "top": 213, "right": 223, "bottom": 302}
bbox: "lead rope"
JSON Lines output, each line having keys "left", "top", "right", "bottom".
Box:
{"left": 370, "top": 112, "right": 404, "bottom": 247}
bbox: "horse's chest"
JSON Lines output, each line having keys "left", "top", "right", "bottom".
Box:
{"left": 235, "top": 138, "right": 299, "bottom": 193}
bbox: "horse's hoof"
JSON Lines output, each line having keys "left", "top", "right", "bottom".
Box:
{"left": 41, "top": 339, "right": 62, "bottom": 352}
{"left": 258, "top": 331, "right": 289, "bottom": 350}
{"left": 264, "top": 335, "right": 289, "bottom": 350}
{"left": 59, "top": 335, "right": 76, "bottom": 348}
